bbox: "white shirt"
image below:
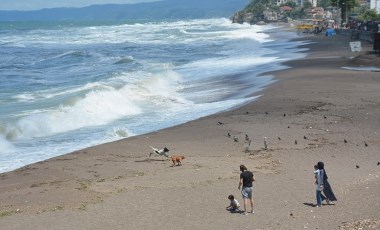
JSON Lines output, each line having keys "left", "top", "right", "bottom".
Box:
{"left": 231, "top": 199, "right": 240, "bottom": 208}
{"left": 315, "top": 169, "right": 324, "bottom": 191}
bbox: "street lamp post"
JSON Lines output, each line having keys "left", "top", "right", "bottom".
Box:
{"left": 342, "top": 2, "right": 348, "bottom": 26}
{"left": 337, "top": 0, "right": 343, "bottom": 28}
{"left": 345, "top": 3, "right": 348, "bottom": 25}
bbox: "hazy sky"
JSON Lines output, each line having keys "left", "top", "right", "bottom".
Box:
{"left": 0, "top": 0, "right": 161, "bottom": 11}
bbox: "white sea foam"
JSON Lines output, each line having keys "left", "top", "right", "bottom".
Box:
{"left": 342, "top": 66, "right": 380, "bottom": 72}
{"left": 106, "top": 127, "right": 134, "bottom": 140}
{"left": 7, "top": 88, "right": 142, "bottom": 140}
{"left": 12, "top": 82, "right": 113, "bottom": 102}
{"left": 177, "top": 55, "right": 278, "bottom": 80}
{"left": 12, "top": 94, "right": 36, "bottom": 102}
{"left": 0, "top": 18, "right": 304, "bottom": 173}
{"left": 0, "top": 135, "right": 15, "bottom": 154}
{"left": 5, "top": 69, "right": 186, "bottom": 140}
{"left": 2, "top": 18, "right": 268, "bottom": 47}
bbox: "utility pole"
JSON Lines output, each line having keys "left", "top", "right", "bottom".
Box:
{"left": 341, "top": 2, "right": 347, "bottom": 26}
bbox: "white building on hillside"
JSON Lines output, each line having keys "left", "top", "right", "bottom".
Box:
{"left": 371, "top": 0, "right": 380, "bottom": 13}
{"left": 278, "top": 0, "right": 316, "bottom": 7}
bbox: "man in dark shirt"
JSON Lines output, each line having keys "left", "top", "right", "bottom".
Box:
{"left": 238, "top": 165, "right": 255, "bottom": 215}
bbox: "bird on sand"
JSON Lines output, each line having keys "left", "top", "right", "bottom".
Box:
{"left": 217, "top": 121, "right": 224, "bottom": 125}
{"left": 303, "top": 136, "right": 308, "bottom": 140}
{"left": 356, "top": 165, "right": 360, "bottom": 169}
{"left": 377, "top": 162, "right": 380, "bottom": 166}
{"left": 227, "top": 133, "right": 231, "bottom": 138}
{"left": 245, "top": 134, "right": 249, "bottom": 141}
{"left": 344, "top": 139, "right": 348, "bottom": 143}
{"left": 233, "top": 136, "right": 238, "bottom": 142}
{"left": 265, "top": 112, "right": 269, "bottom": 115}
{"left": 295, "top": 140, "right": 298, "bottom": 145}
{"left": 278, "top": 137, "right": 281, "bottom": 140}
{"left": 365, "top": 142, "right": 368, "bottom": 147}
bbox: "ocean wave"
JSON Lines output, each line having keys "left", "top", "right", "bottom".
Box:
{"left": 0, "top": 18, "right": 305, "bottom": 173}
{"left": 4, "top": 69, "right": 187, "bottom": 140}
{"left": 0, "top": 135, "right": 15, "bottom": 154}
{"left": 114, "top": 56, "right": 135, "bottom": 64}
{"left": 177, "top": 55, "right": 278, "bottom": 80}
{"left": 0, "top": 18, "right": 271, "bottom": 47}
{"left": 0, "top": 41, "right": 26, "bottom": 48}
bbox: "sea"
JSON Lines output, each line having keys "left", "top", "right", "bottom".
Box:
{"left": 0, "top": 18, "right": 306, "bottom": 173}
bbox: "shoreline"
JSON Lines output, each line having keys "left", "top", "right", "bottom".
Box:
{"left": 0, "top": 32, "right": 379, "bottom": 229}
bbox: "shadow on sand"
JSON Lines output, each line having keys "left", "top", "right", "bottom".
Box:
{"left": 135, "top": 158, "right": 166, "bottom": 163}
{"left": 226, "top": 209, "right": 245, "bottom": 214}
{"left": 303, "top": 202, "right": 316, "bottom": 207}
{"left": 303, "top": 202, "right": 336, "bottom": 207}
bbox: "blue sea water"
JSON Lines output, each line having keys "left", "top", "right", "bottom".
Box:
{"left": 0, "top": 18, "right": 305, "bottom": 173}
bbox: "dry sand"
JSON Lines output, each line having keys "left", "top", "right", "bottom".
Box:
{"left": 0, "top": 32, "right": 379, "bottom": 230}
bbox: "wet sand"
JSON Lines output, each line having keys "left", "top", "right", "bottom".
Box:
{"left": 0, "top": 32, "right": 379, "bottom": 230}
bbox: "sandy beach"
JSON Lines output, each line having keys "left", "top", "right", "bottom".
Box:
{"left": 1, "top": 31, "right": 379, "bottom": 230}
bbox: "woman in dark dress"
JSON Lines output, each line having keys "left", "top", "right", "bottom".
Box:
{"left": 317, "top": 161, "right": 337, "bottom": 203}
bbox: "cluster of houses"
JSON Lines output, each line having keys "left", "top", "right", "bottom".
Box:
{"left": 275, "top": 0, "right": 379, "bottom": 12}
{"left": 262, "top": 6, "right": 327, "bottom": 23}
{"left": 262, "top": 0, "right": 379, "bottom": 26}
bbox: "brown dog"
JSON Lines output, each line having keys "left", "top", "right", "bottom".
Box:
{"left": 171, "top": 155, "right": 185, "bottom": 167}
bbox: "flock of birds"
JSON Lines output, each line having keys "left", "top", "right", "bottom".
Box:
{"left": 217, "top": 111, "right": 378, "bottom": 168}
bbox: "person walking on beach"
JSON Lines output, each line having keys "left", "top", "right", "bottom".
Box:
{"left": 238, "top": 165, "right": 255, "bottom": 215}
{"left": 317, "top": 161, "right": 337, "bottom": 204}
{"left": 315, "top": 164, "right": 326, "bottom": 207}
{"left": 313, "top": 164, "right": 319, "bottom": 184}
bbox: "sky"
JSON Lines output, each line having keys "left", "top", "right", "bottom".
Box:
{"left": 0, "top": 0, "right": 161, "bottom": 11}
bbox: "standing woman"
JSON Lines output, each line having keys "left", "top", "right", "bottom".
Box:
{"left": 315, "top": 164, "right": 326, "bottom": 207}
{"left": 238, "top": 165, "right": 255, "bottom": 215}
{"left": 317, "top": 161, "right": 337, "bottom": 204}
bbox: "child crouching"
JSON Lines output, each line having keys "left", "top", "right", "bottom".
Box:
{"left": 226, "top": 195, "right": 240, "bottom": 212}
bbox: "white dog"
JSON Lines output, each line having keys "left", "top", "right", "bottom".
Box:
{"left": 149, "top": 146, "right": 170, "bottom": 158}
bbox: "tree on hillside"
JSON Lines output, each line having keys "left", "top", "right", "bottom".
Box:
{"left": 280, "top": 1, "right": 296, "bottom": 8}
{"left": 303, "top": 1, "right": 312, "bottom": 9}
{"left": 339, "top": 0, "right": 359, "bottom": 13}
{"left": 318, "top": 0, "right": 332, "bottom": 8}
{"left": 359, "top": 8, "right": 380, "bottom": 21}
{"left": 243, "top": 0, "right": 278, "bottom": 20}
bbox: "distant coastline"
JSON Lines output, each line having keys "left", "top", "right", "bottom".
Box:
{"left": 0, "top": 0, "right": 248, "bottom": 21}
